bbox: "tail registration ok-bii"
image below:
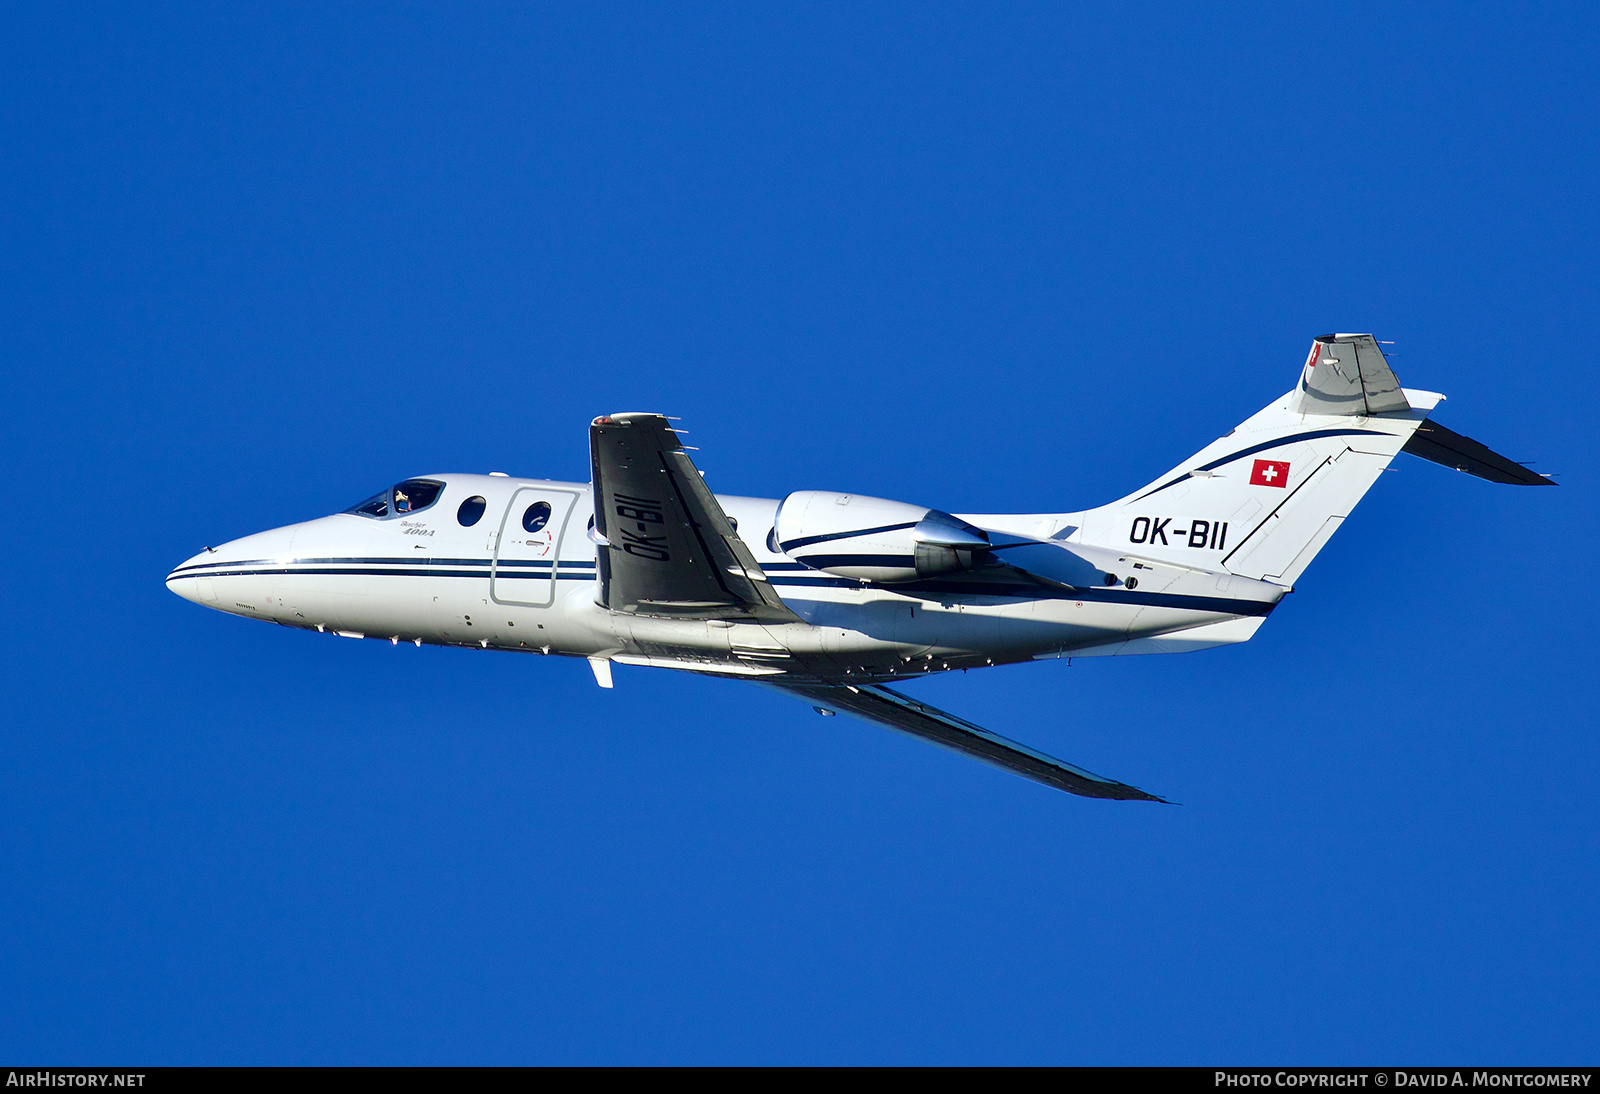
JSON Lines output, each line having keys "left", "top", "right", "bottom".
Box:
{"left": 168, "top": 335, "right": 1553, "bottom": 801}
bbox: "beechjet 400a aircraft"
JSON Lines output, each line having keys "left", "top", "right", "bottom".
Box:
{"left": 169, "top": 335, "right": 1552, "bottom": 801}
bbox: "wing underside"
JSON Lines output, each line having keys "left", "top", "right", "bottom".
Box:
{"left": 772, "top": 681, "right": 1168, "bottom": 801}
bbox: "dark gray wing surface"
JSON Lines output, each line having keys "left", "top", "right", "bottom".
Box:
{"left": 774, "top": 682, "right": 1168, "bottom": 801}
{"left": 590, "top": 413, "right": 799, "bottom": 622}
{"left": 1401, "top": 419, "right": 1557, "bottom": 486}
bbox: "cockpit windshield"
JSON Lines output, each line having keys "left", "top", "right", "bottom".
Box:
{"left": 392, "top": 479, "right": 443, "bottom": 513}
{"left": 344, "top": 479, "right": 445, "bottom": 519}
{"left": 346, "top": 491, "right": 390, "bottom": 517}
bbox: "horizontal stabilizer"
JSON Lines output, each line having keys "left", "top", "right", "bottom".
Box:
{"left": 1289, "top": 334, "right": 1410, "bottom": 417}
{"left": 772, "top": 682, "right": 1167, "bottom": 801}
{"left": 1401, "top": 420, "right": 1556, "bottom": 486}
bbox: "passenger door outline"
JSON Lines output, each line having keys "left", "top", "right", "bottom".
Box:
{"left": 491, "top": 488, "right": 581, "bottom": 608}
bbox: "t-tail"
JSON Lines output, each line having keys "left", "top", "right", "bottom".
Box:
{"left": 1074, "top": 334, "right": 1554, "bottom": 589}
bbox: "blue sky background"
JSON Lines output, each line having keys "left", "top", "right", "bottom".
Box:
{"left": 2, "top": 3, "right": 1596, "bottom": 1064}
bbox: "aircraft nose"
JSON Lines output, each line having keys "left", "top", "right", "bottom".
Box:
{"left": 166, "top": 549, "right": 223, "bottom": 605}
{"left": 166, "top": 525, "right": 298, "bottom": 608}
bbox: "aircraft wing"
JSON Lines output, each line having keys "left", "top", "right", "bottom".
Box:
{"left": 590, "top": 413, "right": 800, "bottom": 622}
{"left": 772, "top": 681, "right": 1168, "bottom": 801}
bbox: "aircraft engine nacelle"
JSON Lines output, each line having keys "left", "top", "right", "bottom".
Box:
{"left": 773, "top": 490, "right": 993, "bottom": 583}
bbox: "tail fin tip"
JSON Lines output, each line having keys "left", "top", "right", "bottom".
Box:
{"left": 1290, "top": 334, "right": 1409, "bottom": 417}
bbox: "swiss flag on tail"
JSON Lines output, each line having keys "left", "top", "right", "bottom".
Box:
{"left": 1250, "top": 459, "right": 1290, "bottom": 487}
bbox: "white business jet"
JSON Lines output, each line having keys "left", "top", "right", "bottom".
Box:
{"left": 169, "top": 336, "right": 1552, "bottom": 800}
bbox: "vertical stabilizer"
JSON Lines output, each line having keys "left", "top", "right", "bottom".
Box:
{"left": 1075, "top": 337, "right": 1438, "bottom": 586}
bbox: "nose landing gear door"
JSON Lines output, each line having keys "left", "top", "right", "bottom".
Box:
{"left": 491, "top": 488, "right": 580, "bottom": 608}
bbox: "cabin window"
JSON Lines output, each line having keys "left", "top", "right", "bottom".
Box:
{"left": 522, "top": 501, "right": 553, "bottom": 533}
{"left": 457, "top": 496, "right": 487, "bottom": 527}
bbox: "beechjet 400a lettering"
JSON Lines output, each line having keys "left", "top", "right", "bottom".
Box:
{"left": 169, "top": 335, "right": 1553, "bottom": 801}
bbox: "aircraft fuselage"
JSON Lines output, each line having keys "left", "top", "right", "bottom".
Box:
{"left": 166, "top": 473, "right": 1274, "bottom": 685}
